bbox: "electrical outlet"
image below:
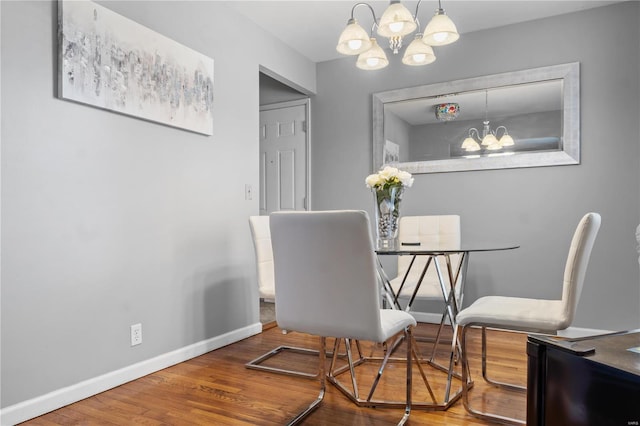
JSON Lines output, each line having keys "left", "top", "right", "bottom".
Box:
{"left": 130, "top": 323, "right": 142, "bottom": 346}
{"left": 245, "top": 184, "right": 253, "bottom": 200}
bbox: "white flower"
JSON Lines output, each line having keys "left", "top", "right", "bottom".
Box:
{"left": 397, "top": 170, "right": 414, "bottom": 187}
{"left": 379, "top": 166, "right": 399, "bottom": 180}
{"left": 365, "top": 167, "right": 413, "bottom": 189}
{"left": 365, "top": 173, "right": 383, "bottom": 188}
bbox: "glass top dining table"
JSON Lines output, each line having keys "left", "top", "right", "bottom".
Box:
{"left": 376, "top": 241, "right": 519, "bottom": 313}
{"left": 375, "top": 241, "right": 520, "bottom": 409}
{"left": 376, "top": 242, "right": 520, "bottom": 255}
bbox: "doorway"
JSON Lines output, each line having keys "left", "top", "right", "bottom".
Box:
{"left": 258, "top": 72, "right": 310, "bottom": 325}
{"left": 259, "top": 100, "right": 309, "bottom": 215}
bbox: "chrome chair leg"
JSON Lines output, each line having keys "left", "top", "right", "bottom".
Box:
{"left": 286, "top": 336, "right": 327, "bottom": 425}
{"left": 246, "top": 336, "right": 349, "bottom": 379}
{"left": 481, "top": 327, "right": 526, "bottom": 391}
{"left": 398, "top": 327, "right": 412, "bottom": 426}
{"left": 460, "top": 325, "right": 525, "bottom": 425}
{"left": 245, "top": 345, "right": 320, "bottom": 378}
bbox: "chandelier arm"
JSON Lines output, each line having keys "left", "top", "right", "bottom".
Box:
{"left": 414, "top": 17, "right": 422, "bottom": 32}
{"left": 413, "top": 0, "right": 423, "bottom": 26}
{"left": 468, "top": 128, "right": 480, "bottom": 139}
{"left": 351, "top": 2, "right": 380, "bottom": 36}
{"left": 495, "top": 126, "right": 508, "bottom": 138}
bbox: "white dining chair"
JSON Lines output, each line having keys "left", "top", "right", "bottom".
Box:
{"left": 270, "top": 210, "right": 419, "bottom": 425}
{"left": 387, "top": 215, "right": 462, "bottom": 355}
{"left": 389, "top": 215, "right": 462, "bottom": 302}
{"left": 455, "top": 212, "right": 601, "bottom": 425}
{"left": 245, "top": 215, "right": 319, "bottom": 378}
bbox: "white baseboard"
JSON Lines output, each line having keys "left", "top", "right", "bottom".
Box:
{"left": 0, "top": 323, "right": 263, "bottom": 426}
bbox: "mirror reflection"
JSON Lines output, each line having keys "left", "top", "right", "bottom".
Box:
{"left": 373, "top": 63, "right": 580, "bottom": 174}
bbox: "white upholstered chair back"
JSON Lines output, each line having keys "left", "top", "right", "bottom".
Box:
{"left": 392, "top": 215, "right": 461, "bottom": 298}
{"left": 249, "top": 216, "right": 275, "bottom": 300}
{"left": 270, "top": 210, "right": 389, "bottom": 342}
{"left": 559, "top": 212, "right": 602, "bottom": 329}
{"left": 455, "top": 212, "right": 601, "bottom": 424}
{"left": 270, "top": 211, "right": 418, "bottom": 424}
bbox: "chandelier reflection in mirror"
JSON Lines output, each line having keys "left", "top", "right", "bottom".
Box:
{"left": 461, "top": 90, "right": 515, "bottom": 152}
{"left": 336, "top": 0, "right": 459, "bottom": 70}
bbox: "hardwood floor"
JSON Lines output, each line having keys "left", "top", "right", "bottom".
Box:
{"left": 22, "top": 323, "right": 528, "bottom": 425}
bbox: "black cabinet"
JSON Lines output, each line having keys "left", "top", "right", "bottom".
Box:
{"left": 527, "top": 330, "right": 640, "bottom": 426}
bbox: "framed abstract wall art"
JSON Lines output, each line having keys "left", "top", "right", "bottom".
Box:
{"left": 58, "top": 0, "right": 214, "bottom": 135}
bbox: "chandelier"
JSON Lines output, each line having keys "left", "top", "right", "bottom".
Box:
{"left": 461, "top": 90, "right": 515, "bottom": 152}
{"left": 336, "top": 0, "right": 459, "bottom": 70}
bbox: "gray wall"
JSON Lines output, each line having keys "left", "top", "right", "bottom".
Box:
{"left": 259, "top": 72, "right": 307, "bottom": 106}
{"left": 1, "top": 0, "right": 315, "bottom": 409}
{"left": 312, "top": 2, "right": 640, "bottom": 331}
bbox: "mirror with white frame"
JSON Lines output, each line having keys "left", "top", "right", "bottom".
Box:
{"left": 372, "top": 63, "right": 580, "bottom": 174}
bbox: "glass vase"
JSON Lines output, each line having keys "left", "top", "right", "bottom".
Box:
{"left": 373, "top": 185, "right": 404, "bottom": 250}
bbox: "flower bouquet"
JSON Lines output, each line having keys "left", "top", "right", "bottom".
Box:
{"left": 365, "top": 166, "right": 414, "bottom": 250}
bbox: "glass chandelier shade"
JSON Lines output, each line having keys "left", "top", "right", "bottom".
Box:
{"left": 402, "top": 35, "right": 436, "bottom": 65}
{"left": 377, "top": 2, "right": 417, "bottom": 38}
{"left": 481, "top": 132, "right": 499, "bottom": 147}
{"left": 422, "top": 10, "right": 460, "bottom": 46}
{"left": 483, "top": 133, "right": 501, "bottom": 150}
{"left": 499, "top": 132, "right": 515, "bottom": 146}
{"left": 461, "top": 137, "right": 481, "bottom": 152}
{"left": 336, "top": 19, "right": 373, "bottom": 55}
{"left": 356, "top": 38, "right": 389, "bottom": 70}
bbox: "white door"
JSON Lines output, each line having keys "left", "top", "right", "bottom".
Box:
{"left": 259, "top": 100, "right": 309, "bottom": 215}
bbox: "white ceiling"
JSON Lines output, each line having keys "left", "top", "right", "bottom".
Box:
{"left": 224, "top": 0, "right": 623, "bottom": 63}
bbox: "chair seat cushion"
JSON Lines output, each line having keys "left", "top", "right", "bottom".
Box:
{"left": 456, "top": 296, "right": 567, "bottom": 332}
{"left": 379, "top": 309, "right": 417, "bottom": 342}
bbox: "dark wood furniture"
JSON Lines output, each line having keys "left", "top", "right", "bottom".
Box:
{"left": 527, "top": 330, "right": 640, "bottom": 426}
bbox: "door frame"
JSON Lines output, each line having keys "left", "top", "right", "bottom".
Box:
{"left": 259, "top": 98, "right": 311, "bottom": 211}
